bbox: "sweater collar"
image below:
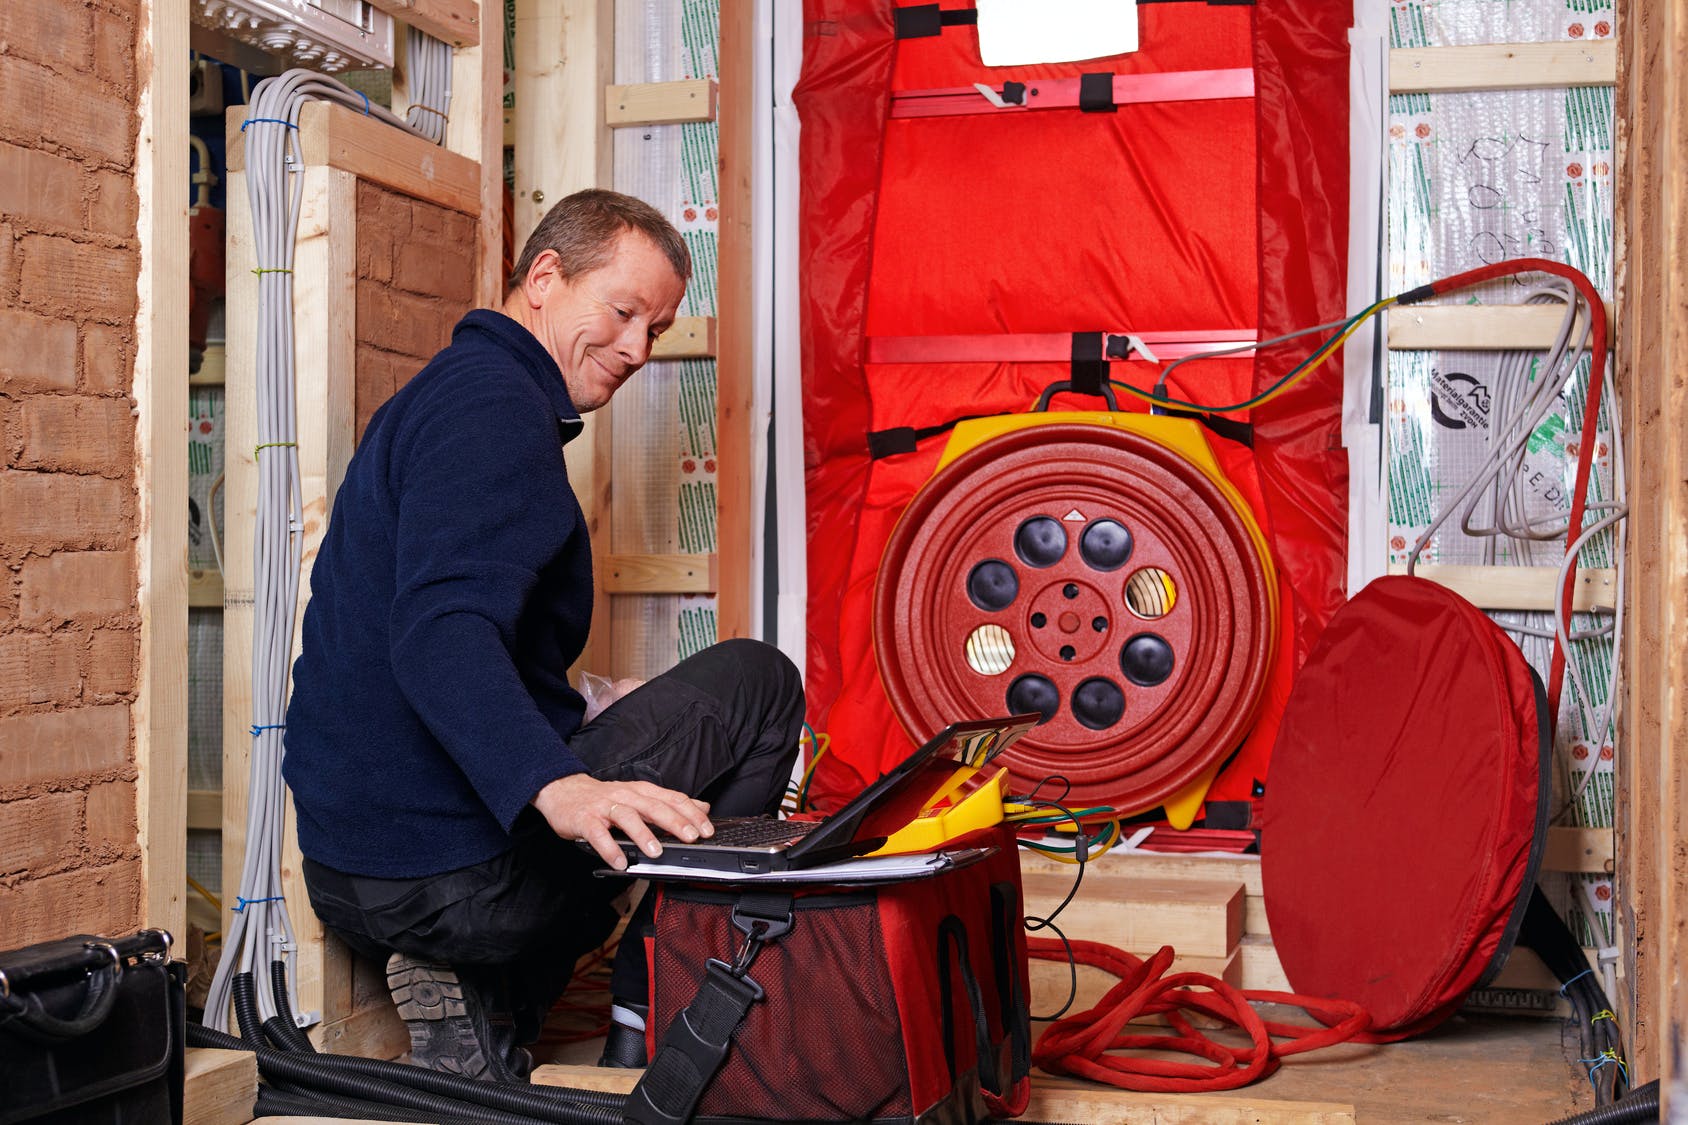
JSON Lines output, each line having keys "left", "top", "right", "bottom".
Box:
{"left": 455, "top": 309, "right": 586, "bottom": 442}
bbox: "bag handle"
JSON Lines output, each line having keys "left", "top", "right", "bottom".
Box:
{"left": 0, "top": 941, "right": 124, "bottom": 1045}
{"left": 936, "top": 916, "right": 998, "bottom": 1095}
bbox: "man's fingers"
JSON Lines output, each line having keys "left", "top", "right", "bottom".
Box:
{"left": 608, "top": 801, "right": 666, "bottom": 859}
{"left": 581, "top": 824, "right": 628, "bottom": 871}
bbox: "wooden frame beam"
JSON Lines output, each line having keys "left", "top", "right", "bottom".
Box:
{"left": 652, "top": 315, "right": 718, "bottom": 359}
{"left": 603, "top": 553, "right": 718, "bottom": 595}
{"left": 1390, "top": 40, "right": 1618, "bottom": 94}
{"left": 135, "top": 0, "right": 191, "bottom": 947}
{"left": 367, "top": 0, "right": 484, "bottom": 47}
{"left": 716, "top": 1, "right": 755, "bottom": 643}
{"left": 1616, "top": 0, "right": 1688, "bottom": 1098}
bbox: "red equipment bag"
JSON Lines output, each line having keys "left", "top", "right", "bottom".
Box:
{"left": 625, "top": 830, "right": 1032, "bottom": 1125}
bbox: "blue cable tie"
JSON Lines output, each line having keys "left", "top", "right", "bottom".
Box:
{"left": 1560, "top": 967, "right": 1594, "bottom": 995}
{"left": 358, "top": 89, "right": 370, "bottom": 115}
{"left": 232, "top": 895, "right": 284, "bottom": 913}
{"left": 240, "top": 117, "right": 299, "bottom": 132}
{"left": 250, "top": 722, "right": 286, "bottom": 737}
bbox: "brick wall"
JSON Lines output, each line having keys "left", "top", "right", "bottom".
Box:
{"left": 0, "top": 0, "right": 142, "bottom": 946}
{"left": 353, "top": 182, "right": 478, "bottom": 440}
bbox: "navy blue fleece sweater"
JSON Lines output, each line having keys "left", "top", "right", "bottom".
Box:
{"left": 283, "top": 310, "right": 592, "bottom": 878}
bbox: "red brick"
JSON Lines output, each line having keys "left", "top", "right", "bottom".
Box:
{"left": 82, "top": 324, "right": 132, "bottom": 395}
{"left": 0, "top": 5, "right": 94, "bottom": 75}
{"left": 88, "top": 168, "right": 136, "bottom": 239}
{"left": 0, "top": 395, "right": 17, "bottom": 467}
{"left": 0, "top": 472, "right": 131, "bottom": 549}
{"left": 0, "top": 140, "right": 85, "bottom": 231}
{"left": 84, "top": 778, "right": 135, "bottom": 855}
{"left": 19, "top": 550, "right": 133, "bottom": 627}
{"left": 0, "top": 859, "right": 141, "bottom": 947}
{"left": 91, "top": 10, "right": 134, "bottom": 92}
{"left": 17, "top": 395, "right": 134, "bottom": 476}
{"left": 86, "top": 627, "right": 135, "bottom": 699}
{"left": 0, "top": 705, "right": 130, "bottom": 789}
{"left": 0, "top": 222, "right": 15, "bottom": 300}
{"left": 19, "top": 234, "right": 138, "bottom": 323}
{"left": 0, "top": 56, "right": 133, "bottom": 165}
{"left": 0, "top": 631, "right": 82, "bottom": 712}
{"left": 0, "top": 792, "right": 83, "bottom": 877}
{"left": 0, "top": 307, "right": 78, "bottom": 392}
{"left": 357, "top": 219, "right": 396, "bottom": 285}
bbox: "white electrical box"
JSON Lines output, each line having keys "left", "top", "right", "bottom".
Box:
{"left": 191, "top": 0, "right": 395, "bottom": 73}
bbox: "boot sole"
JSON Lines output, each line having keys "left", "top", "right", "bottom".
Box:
{"left": 385, "top": 954, "right": 492, "bottom": 1079}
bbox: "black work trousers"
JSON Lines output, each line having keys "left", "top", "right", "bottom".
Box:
{"left": 300, "top": 638, "right": 805, "bottom": 1044}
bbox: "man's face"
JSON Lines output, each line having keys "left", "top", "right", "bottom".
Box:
{"left": 526, "top": 231, "right": 687, "bottom": 413}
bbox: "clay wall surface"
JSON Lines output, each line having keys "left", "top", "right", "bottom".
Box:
{"left": 0, "top": 0, "right": 144, "bottom": 946}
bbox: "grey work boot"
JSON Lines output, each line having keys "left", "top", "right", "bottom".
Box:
{"left": 386, "top": 954, "right": 531, "bottom": 1082}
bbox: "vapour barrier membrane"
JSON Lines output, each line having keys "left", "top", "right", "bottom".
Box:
{"left": 1381, "top": 0, "right": 1617, "bottom": 958}
{"left": 610, "top": 0, "right": 721, "bottom": 677}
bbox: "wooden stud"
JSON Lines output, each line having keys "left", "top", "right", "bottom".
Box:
{"left": 1023, "top": 873, "right": 1244, "bottom": 959}
{"left": 1387, "top": 302, "right": 1614, "bottom": 351}
{"left": 444, "top": 0, "right": 505, "bottom": 306}
{"left": 1238, "top": 933, "right": 1290, "bottom": 992}
{"left": 184, "top": 1048, "right": 258, "bottom": 1125}
{"left": 189, "top": 569, "right": 223, "bottom": 609}
{"left": 1028, "top": 948, "right": 1240, "bottom": 1015}
{"left": 187, "top": 789, "right": 220, "bottom": 832}
{"left": 603, "top": 553, "right": 718, "bottom": 594}
{"left": 651, "top": 315, "right": 718, "bottom": 359}
{"left": 1018, "top": 847, "right": 1263, "bottom": 896}
{"left": 1389, "top": 40, "right": 1618, "bottom": 94}
{"left": 1545, "top": 825, "right": 1616, "bottom": 874}
{"left": 135, "top": 0, "right": 191, "bottom": 949}
{"left": 604, "top": 79, "right": 719, "bottom": 127}
{"left": 716, "top": 1, "right": 755, "bottom": 643}
{"left": 1386, "top": 562, "right": 1619, "bottom": 612}
{"left": 513, "top": 0, "right": 615, "bottom": 678}
{"left": 226, "top": 102, "right": 481, "bottom": 216}
{"left": 366, "top": 0, "right": 483, "bottom": 47}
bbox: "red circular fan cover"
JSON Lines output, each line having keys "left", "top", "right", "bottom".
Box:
{"left": 1261, "top": 575, "right": 1548, "bottom": 1039}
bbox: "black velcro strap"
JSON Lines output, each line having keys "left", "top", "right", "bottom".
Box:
{"left": 1078, "top": 73, "right": 1116, "bottom": 113}
{"left": 624, "top": 962, "right": 765, "bottom": 1125}
{"left": 1070, "top": 332, "right": 1106, "bottom": 397}
{"left": 867, "top": 413, "right": 996, "bottom": 460}
{"left": 1160, "top": 407, "right": 1255, "bottom": 448}
{"left": 893, "top": 4, "right": 978, "bottom": 38}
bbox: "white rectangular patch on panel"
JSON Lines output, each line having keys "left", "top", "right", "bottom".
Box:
{"left": 975, "top": 0, "right": 1137, "bottom": 68}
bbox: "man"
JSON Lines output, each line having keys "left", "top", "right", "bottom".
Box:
{"left": 283, "top": 190, "right": 804, "bottom": 1080}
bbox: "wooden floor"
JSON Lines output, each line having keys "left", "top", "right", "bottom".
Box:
{"left": 529, "top": 1008, "right": 1590, "bottom": 1124}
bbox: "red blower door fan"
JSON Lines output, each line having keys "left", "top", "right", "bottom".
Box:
{"left": 873, "top": 416, "right": 1278, "bottom": 823}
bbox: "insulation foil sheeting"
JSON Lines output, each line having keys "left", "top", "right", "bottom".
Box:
{"left": 1382, "top": 0, "right": 1617, "bottom": 955}
{"left": 609, "top": 0, "right": 721, "bottom": 675}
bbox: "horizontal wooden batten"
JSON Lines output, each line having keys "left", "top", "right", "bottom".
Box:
{"left": 226, "top": 101, "right": 480, "bottom": 216}
{"left": 188, "top": 569, "right": 223, "bottom": 609}
{"left": 1387, "top": 563, "right": 1618, "bottom": 612}
{"left": 1545, "top": 825, "right": 1615, "bottom": 874}
{"left": 605, "top": 79, "right": 718, "bottom": 126}
{"left": 1390, "top": 40, "right": 1618, "bottom": 93}
{"left": 652, "top": 316, "right": 717, "bottom": 359}
{"left": 603, "top": 553, "right": 717, "bottom": 594}
{"left": 184, "top": 1048, "right": 257, "bottom": 1125}
{"left": 1388, "top": 302, "right": 1614, "bottom": 351}
{"left": 367, "top": 0, "right": 482, "bottom": 47}
{"left": 186, "top": 789, "right": 221, "bottom": 832}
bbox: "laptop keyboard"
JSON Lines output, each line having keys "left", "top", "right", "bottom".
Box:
{"left": 688, "top": 818, "right": 822, "bottom": 846}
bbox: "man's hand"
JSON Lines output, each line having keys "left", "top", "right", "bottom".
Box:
{"left": 533, "top": 773, "right": 713, "bottom": 870}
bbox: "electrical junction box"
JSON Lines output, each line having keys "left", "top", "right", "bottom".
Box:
{"left": 191, "top": 0, "right": 394, "bottom": 73}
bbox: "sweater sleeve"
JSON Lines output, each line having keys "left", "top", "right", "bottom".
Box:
{"left": 385, "top": 369, "right": 588, "bottom": 830}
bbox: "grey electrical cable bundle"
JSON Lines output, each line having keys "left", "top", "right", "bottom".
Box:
{"left": 405, "top": 27, "right": 455, "bottom": 145}
{"left": 204, "top": 69, "right": 432, "bottom": 1035}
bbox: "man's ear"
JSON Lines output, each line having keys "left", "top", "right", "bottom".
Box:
{"left": 520, "top": 249, "right": 564, "bottom": 308}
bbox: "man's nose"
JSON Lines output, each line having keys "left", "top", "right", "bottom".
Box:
{"left": 617, "top": 321, "right": 654, "bottom": 367}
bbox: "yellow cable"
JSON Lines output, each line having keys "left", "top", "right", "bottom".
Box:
{"left": 188, "top": 873, "right": 223, "bottom": 913}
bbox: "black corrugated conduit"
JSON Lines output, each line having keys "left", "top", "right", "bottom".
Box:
{"left": 1544, "top": 1081, "right": 1660, "bottom": 1125}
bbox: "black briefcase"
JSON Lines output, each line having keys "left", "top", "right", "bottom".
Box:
{"left": 0, "top": 929, "right": 186, "bottom": 1124}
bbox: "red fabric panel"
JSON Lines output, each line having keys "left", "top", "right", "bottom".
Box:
{"left": 1261, "top": 577, "right": 1542, "bottom": 1037}
{"left": 800, "top": 0, "right": 1350, "bottom": 809}
{"left": 794, "top": 0, "right": 898, "bottom": 717}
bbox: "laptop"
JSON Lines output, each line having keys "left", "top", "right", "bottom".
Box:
{"left": 608, "top": 714, "right": 1039, "bottom": 875}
